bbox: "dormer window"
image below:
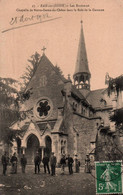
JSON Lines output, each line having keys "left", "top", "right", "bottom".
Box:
{"left": 100, "top": 98, "right": 107, "bottom": 106}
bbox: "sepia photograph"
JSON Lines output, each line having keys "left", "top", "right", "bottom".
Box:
{"left": 0, "top": 0, "right": 123, "bottom": 194}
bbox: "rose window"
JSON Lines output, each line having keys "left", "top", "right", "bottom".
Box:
{"left": 36, "top": 99, "right": 51, "bottom": 119}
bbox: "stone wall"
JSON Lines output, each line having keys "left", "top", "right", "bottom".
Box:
{"left": 95, "top": 127, "right": 123, "bottom": 161}
{"left": 96, "top": 109, "right": 111, "bottom": 127}
{"left": 63, "top": 94, "right": 75, "bottom": 157}
{"left": 73, "top": 114, "right": 100, "bottom": 165}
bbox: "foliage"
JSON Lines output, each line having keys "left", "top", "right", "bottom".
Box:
{"left": 0, "top": 77, "right": 19, "bottom": 107}
{"left": 95, "top": 127, "right": 123, "bottom": 161}
{"left": 54, "top": 65, "right": 64, "bottom": 76}
{"left": 106, "top": 74, "right": 123, "bottom": 96}
{"left": 54, "top": 65, "right": 66, "bottom": 80}
{"left": 109, "top": 108, "right": 123, "bottom": 125}
{"left": 0, "top": 109, "right": 19, "bottom": 144}
{"left": 0, "top": 52, "right": 41, "bottom": 143}
{"left": 20, "top": 52, "right": 41, "bottom": 88}
{"left": 0, "top": 77, "right": 20, "bottom": 143}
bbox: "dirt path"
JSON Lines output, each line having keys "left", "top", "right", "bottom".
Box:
{"left": 0, "top": 165, "right": 96, "bottom": 195}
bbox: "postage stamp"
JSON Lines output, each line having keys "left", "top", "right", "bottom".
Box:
{"left": 95, "top": 161, "right": 122, "bottom": 194}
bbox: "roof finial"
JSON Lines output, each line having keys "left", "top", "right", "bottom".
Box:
{"left": 41, "top": 46, "right": 46, "bottom": 55}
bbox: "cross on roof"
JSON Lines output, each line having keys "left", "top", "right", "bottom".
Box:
{"left": 41, "top": 46, "right": 46, "bottom": 54}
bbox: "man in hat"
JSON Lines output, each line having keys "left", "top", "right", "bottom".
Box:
{"left": 50, "top": 152, "right": 57, "bottom": 176}
{"left": 1, "top": 151, "right": 8, "bottom": 175}
{"left": 10, "top": 152, "right": 18, "bottom": 174}
{"left": 34, "top": 152, "right": 41, "bottom": 174}
{"left": 20, "top": 154, "right": 27, "bottom": 173}
{"left": 67, "top": 154, "right": 74, "bottom": 174}
{"left": 42, "top": 153, "right": 50, "bottom": 174}
{"left": 60, "top": 154, "right": 66, "bottom": 175}
{"left": 74, "top": 154, "right": 80, "bottom": 173}
{"left": 85, "top": 154, "right": 91, "bottom": 173}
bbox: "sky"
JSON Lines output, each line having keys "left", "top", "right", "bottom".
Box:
{"left": 0, "top": 0, "right": 123, "bottom": 90}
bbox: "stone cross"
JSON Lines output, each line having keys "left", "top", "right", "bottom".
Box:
{"left": 41, "top": 46, "right": 46, "bottom": 54}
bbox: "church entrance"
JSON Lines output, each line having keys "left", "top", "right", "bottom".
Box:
{"left": 44, "top": 136, "right": 52, "bottom": 158}
{"left": 26, "top": 134, "right": 40, "bottom": 164}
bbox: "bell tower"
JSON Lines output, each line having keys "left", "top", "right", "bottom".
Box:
{"left": 73, "top": 21, "right": 91, "bottom": 96}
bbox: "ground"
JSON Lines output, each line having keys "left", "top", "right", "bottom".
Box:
{"left": 0, "top": 165, "right": 96, "bottom": 195}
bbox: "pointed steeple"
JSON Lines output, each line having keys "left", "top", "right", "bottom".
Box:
{"left": 73, "top": 21, "right": 91, "bottom": 93}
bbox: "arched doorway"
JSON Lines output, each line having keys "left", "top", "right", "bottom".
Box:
{"left": 26, "top": 134, "right": 40, "bottom": 164}
{"left": 44, "top": 136, "right": 52, "bottom": 158}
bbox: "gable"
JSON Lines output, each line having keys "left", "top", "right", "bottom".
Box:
{"left": 22, "top": 55, "right": 65, "bottom": 121}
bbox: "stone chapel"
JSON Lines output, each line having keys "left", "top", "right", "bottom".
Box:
{"left": 10, "top": 22, "right": 115, "bottom": 165}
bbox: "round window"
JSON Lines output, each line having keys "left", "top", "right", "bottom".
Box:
{"left": 35, "top": 98, "right": 52, "bottom": 119}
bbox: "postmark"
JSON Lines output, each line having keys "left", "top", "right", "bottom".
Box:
{"left": 95, "top": 161, "right": 122, "bottom": 194}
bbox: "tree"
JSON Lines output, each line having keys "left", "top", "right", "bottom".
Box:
{"left": 95, "top": 74, "right": 123, "bottom": 161}
{"left": 20, "top": 52, "right": 41, "bottom": 88}
{"left": 0, "top": 77, "right": 19, "bottom": 143}
{"left": 54, "top": 64, "right": 66, "bottom": 81}
{"left": 0, "top": 76, "right": 33, "bottom": 144}
{"left": 54, "top": 65, "right": 64, "bottom": 76}
{"left": 106, "top": 75, "right": 123, "bottom": 125}
{"left": 105, "top": 73, "right": 123, "bottom": 96}
{"left": 0, "top": 77, "right": 19, "bottom": 107}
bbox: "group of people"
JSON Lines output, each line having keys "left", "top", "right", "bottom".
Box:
{"left": 1, "top": 152, "right": 18, "bottom": 175}
{"left": 1, "top": 151, "right": 81, "bottom": 176}
{"left": 34, "top": 152, "right": 78, "bottom": 176}
{"left": 33, "top": 152, "right": 57, "bottom": 176}
{"left": 1, "top": 152, "right": 27, "bottom": 175}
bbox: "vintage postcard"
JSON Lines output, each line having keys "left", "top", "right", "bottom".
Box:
{"left": 0, "top": 0, "right": 123, "bottom": 194}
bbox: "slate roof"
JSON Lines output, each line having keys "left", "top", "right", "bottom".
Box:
{"left": 74, "top": 22, "right": 90, "bottom": 76}
{"left": 37, "top": 121, "right": 56, "bottom": 131}
{"left": 26, "top": 54, "right": 67, "bottom": 91}
{"left": 71, "top": 85, "right": 85, "bottom": 100}
{"left": 10, "top": 121, "right": 29, "bottom": 132}
{"left": 38, "top": 54, "right": 67, "bottom": 83}
{"left": 86, "top": 88, "right": 106, "bottom": 109}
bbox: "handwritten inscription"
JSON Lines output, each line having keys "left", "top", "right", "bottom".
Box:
{"left": 9, "top": 13, "right": 51, "bottom": 25}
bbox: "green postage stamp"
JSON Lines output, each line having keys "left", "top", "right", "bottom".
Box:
{"left": 95, "top": 161, "right": 122, "bottom": 194}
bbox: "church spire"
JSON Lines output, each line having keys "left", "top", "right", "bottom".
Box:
{"left": 73, "top": 21, "right": 91, "bottom": 93}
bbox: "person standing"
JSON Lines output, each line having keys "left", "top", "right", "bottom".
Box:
{"left": 1, "top": 152, "right": 8, "bottom": 175}
{"left": 67, "top": 154, "right": 74, "bottom": 175}
{"left": 85, "top": 154, "right": 91, "bottom": 173}
{"left": 42, "top": 154, "right": 50, "bottom": 174}
{"left": 60, "top": 154, "right": 66, "bottom": 175}
{"left": 10, "top": 153, "right": 18, "bottom": 174}
{"left": 74, "top": 156, "right": 80, "bottom": 173}
{"left": 50, "top": 152, "right": 57, "bottom": 176}
{"left": 34, "top": 152, "right": 41, "bottom": 174}
{"left": 20, "top": 154, "right": 27, "bottom": 173}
